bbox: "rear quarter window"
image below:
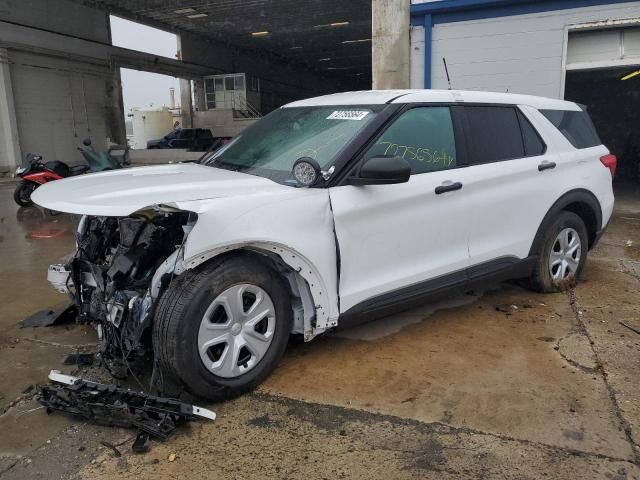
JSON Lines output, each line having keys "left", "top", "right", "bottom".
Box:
{"left": 540, "top": 109, "right": 601, "bottom": 149}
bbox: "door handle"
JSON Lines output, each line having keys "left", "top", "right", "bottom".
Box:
{"left": 538, "top": 161, "right": 556, "bottom": 172}
{"left": 435, "top": 182, "right": 463, "bottom": 194}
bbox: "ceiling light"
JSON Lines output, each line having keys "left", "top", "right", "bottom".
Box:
{"left": 621, "top": 70, "right": 640, "bottom": 81}
{"left": 186, "top": 13, "right": 208, "bottom": 18}
{"left": 174, "top": 8, "right": 195, "bottom": 14}
{"left": 341, "top": 38, "right": 371, "bottom": 44}
{"left": 252, "top": 31, "right": 270, "bottom": 37}
{"left": 318, "top": 58, "right": 331, "bottom": 61}
{"left": 290, "top": 46, "right": 303, "bottom": 50}
{"left": 314, "top": 21, "right": 350, "bottom": 29}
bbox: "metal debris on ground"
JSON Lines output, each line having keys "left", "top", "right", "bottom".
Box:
{"left": 20, "top": 304, "right": 77, "bottom": 328}
{"left": 38, "top": 370, "right": 215, "bottom": 450}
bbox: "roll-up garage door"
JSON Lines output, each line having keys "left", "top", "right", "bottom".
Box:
{"left": 567, "top": 25, "right": 640, "bottom": 71}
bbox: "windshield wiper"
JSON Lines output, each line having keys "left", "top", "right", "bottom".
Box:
{"left": 209, "top": 160, "right": 246, "bottom": 172}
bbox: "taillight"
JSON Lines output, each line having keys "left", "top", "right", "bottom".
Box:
{"left": 600, "top": 154, "right": 617, "bottom": 178}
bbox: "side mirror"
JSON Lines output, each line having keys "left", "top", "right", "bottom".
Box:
{"left": 348, "top": 155, "right": 411, "bottom": 186}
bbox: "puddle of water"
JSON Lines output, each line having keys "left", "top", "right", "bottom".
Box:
{"left": 333, "top": 291, "right": 483, "bottom": 341}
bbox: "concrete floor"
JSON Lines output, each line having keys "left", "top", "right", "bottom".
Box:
{"left": 0, "top": 179, "right": 639, "bottom": 479}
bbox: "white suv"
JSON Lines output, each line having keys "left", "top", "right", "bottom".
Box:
{"left": 34, "top": 90, "right": 615, "bottom": 400}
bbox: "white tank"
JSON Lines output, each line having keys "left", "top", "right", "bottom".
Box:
{"left": 131, "top": 107, "right": 174, "bottom": 149}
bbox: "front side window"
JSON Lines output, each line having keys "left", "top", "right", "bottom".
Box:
{"left": 362, "top": 107, "right": 457, "bottom": 174}
{"left": 204, "top": 105, "right": 381, "bottom": 185}
{"left": 466, "top": 106, "right": 525, "bottom": 164}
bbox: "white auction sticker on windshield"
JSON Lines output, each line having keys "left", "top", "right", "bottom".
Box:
{"left": 327, "top": 110, "right": 369, "bottom": 121}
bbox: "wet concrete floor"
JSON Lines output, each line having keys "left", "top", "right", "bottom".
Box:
{"left": 0, "top": 179, "right": 639, "bottom": 479}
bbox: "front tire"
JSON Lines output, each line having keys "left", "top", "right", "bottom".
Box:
{"left": 13, "top": 181, "right": 37, "bottom": 207}
{"left": 529, "top": 211, "right": 588, "bottom": 292}
{"left": 153, "top": 255, "right": 293, "bottom": 401}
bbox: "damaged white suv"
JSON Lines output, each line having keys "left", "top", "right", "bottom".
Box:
{"left": 34, "top": 90, "right": 615, "bottom": 401}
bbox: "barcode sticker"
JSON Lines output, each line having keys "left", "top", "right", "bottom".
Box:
{"left": 327, "top": 110, "right": 369, "bottom": 121}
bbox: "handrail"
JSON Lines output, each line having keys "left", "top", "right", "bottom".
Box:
{"left": 212, "top": 90, "right": 261, "bottom": 118}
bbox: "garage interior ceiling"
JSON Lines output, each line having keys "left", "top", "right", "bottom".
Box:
{"left": 73, "top": 0, "right": 372, "bottom": 80}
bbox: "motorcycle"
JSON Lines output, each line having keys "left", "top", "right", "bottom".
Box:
{"left": 13, "top": 139, "right": 130, "bottom": 207}
{"left": 13, "top": 154, "right": 90, "bottom": 207}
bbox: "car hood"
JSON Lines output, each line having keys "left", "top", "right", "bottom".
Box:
{"left": 32, "top": 163, "right": 290, "bottom": 216}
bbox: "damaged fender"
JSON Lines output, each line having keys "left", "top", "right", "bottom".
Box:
{"left": 171, "top": 187, "right": 339, "bottom": 339}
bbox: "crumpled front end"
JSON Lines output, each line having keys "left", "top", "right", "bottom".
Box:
{"left": 49, "top": 207, "right": 195, "bottom": 377}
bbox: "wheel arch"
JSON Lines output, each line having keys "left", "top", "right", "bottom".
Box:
{"left": 183, "top": 242, "right": 334, "bottom": 341}
{"left": 529, "top": 189, "right": 602, "bottom": 256}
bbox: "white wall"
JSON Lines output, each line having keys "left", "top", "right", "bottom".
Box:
{"left": 10, "top": 51, "right": 113, "bottom": 164}
{"left": 0, "top": 0, "right": 122, "bottom": 170}
{"left": 193, "top": 109, "right": 256, "bottom": 138}
{"left": 410, "top": 2, "right": 640, "bottom": 97}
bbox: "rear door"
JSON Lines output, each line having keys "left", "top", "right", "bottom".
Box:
{"left": 462, "top": 105, "right": 561, "bottom": 269}
{"left": 329, "top": 105, "right": 473, "bottom": 313}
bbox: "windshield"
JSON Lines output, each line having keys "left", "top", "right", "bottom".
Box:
{"left": 203, "top": 105, "right": 382, "bottom": 185}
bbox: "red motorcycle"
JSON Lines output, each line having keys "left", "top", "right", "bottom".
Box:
{"left": 13, "top": 153, "right": 90, "bottom": 207}
{"left": 14, "top": 140, "right": 130, "bottom": 207}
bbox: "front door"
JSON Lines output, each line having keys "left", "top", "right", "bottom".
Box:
{"left": 329, "top": 106, "right": 472, "bottom": 313}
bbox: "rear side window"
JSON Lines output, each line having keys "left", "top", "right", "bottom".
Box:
{"left": 363, "top": 107, "right": 457, "bottom": 174}
{"left": 540, "top": 109, "right": 600, "bottom": 149}
{"left": 465, "top": 106, "right": 525, "bottom": 164}
{"left": 517, "top": 110, "right": 546, "bottom": 156}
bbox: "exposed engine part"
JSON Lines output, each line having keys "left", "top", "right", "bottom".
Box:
{"left": 39, "top": 370, "right": 215, "bottom": 440}
{"left": 49, "top": 210, "right": 195, "bottom": 380}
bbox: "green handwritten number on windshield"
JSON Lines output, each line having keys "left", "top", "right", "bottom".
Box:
{"left": 377, "top": 142, "right": 454, "bottom": 167}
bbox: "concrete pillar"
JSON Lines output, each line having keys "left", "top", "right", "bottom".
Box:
{"left": 106, "top": 66, "right": 127, "bottom": 146}
{"left": 179, "top": 78, "right": 193, "bottom": 128}
{"left": 194, "top": 79, "right": 206, "bottom": 112}
{"left": 372, "top": 0, "right": 411, "bottom": 90}
{"left": 0, "top": 48, "right": 22, "bottom": 173}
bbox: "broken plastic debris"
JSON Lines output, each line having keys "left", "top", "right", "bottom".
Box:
{"left": 20, "top": 304, "right": 77, "bottom": 328}
{"left": 62, "top": 353, "right": 94, "bottom": 366}
{"left": 39, "top": 370, "right": 215, "bottom": 445}
{"left": 132, "top": 432, "right": 151, "bottom": 454}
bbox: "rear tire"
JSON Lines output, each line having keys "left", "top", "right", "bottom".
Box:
{"left": 528, "top": 211, "right": 588, "bottom": 292}
{"left": 13, "top": 181, "right": 36, "bottom": 207}
{"left": 152, "top": 255, "right": 292, "bottom": 401}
